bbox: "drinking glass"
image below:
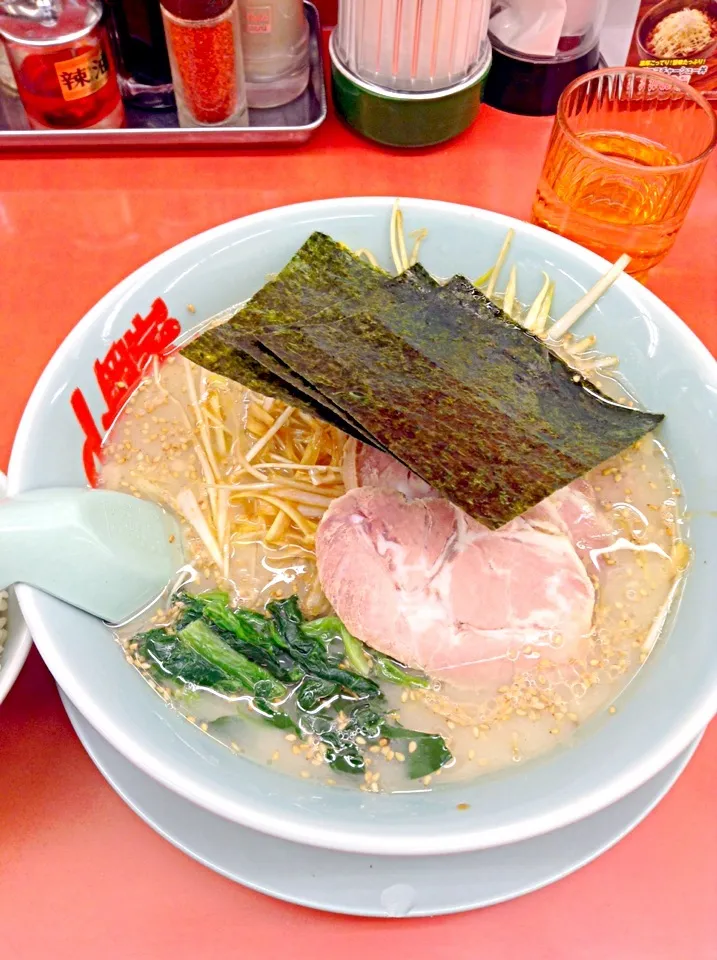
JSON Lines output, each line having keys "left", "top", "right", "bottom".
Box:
{"left": 531, "top": 67, "right": 717, "bottom": 277}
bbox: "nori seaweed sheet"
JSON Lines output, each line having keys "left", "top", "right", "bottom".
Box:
{"left": 221, "top": 260, "right": 440, "bottom": 456}
{"left": 183, "top": 236, "right": 407, "bottom": 448}
{"left": 211, "top": 327, "right": 388, "bottom": 451}
{"left": 181, "top": 326, "right": 377, "bottom": 446}
{"left": 180, "top": 234, "right": 663, "bottom": 528}
{"left": 183, "top": 237, "right": 438, "bottom": 455}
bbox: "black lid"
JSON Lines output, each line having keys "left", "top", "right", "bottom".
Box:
{"left": 483, "top": 42, "right": 602, "bottom": 116}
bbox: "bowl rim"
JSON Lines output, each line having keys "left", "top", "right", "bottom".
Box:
{"left": 10, "top": 196, "right": 717, "bottom": 855}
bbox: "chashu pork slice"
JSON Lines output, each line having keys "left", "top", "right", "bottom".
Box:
{"left": 316, "top": 481, "right": 599, "bottom": 691}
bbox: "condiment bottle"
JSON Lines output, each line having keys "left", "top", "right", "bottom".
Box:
{"left": 0, "top": 0, "right": 125, "bottom": 129}
{"left": 160, "top": 0, "right": 248, "bottom": 127}
{"left": 335, "top": 0, "right": 491, "bottom": 92}
{"left": 331, "top": 0, "right": 492, "bottom": 147}
{"left": 484, "top": 0, "right": 609, "bottom": 116}
{"left": 237, "top": 0, "right": 309, "bottom": 108}
{"left": 105, "top": 0, "right": 174, "bottom": 110}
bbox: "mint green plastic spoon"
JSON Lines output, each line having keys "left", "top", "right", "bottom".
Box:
{"left": 0, "top": 489, "right": 184, "bottom": 624}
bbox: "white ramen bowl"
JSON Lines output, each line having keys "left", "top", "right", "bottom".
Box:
{"left": 9, "top": 198, "right": 717, "bottom": 856}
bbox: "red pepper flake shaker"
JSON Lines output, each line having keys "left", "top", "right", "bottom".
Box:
{"left": 0, "top": 0, "right": 125, "bottom": 130}
{"left": 160, "top": 0, "right": 248, "bottom": 127}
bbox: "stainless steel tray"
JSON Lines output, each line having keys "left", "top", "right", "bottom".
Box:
{"left": 0, "top": 2, "right": 326, "bottom": 149}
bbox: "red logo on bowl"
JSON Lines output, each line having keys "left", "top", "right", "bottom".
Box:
{"left": 71, "top": 298, "right": 181, "bottom": 486}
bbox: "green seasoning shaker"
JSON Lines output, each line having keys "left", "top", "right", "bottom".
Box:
{"left": 330, "top": 0, "right": 492, "bottom": 148}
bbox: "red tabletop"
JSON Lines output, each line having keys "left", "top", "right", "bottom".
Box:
{"left": 1, "top": 80, "right": 717, "bottom": 958}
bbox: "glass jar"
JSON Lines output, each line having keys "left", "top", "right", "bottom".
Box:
{"left": 0, "top": 0, "right": 125, "bottom": 129}
{"left": 335, "top": 0, "right": 491, "bottom": 92}
{"left": 105, "top": 0, "right": 174, "bottom": 110}
{"left": 237, "top": 0, "right": 309, "bottom": 108}
{"left": 160, "top": 0, "right": 248, "bottom": 127}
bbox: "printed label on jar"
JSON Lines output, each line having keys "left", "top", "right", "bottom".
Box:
{"left": 242, "top": 5, "right": 272, "bottom": 34}
{"left": 54, "top": 47, "right": 110, "bottom": 102}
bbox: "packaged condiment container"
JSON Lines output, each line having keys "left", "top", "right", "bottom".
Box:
{"left": 0, "top": 0, "right": 125, "bottom": 129}
{"left": 627, "top": 0, "right": 717, "bottom": 101}
{"left": 105, "top": 0, "right": 174, "bottom": 109}
{"left": 331, "top": 0, "right": 492, "bottom": 147}
{"left": 237, "top": 0, "right": 309, "bottom": 107}
{"left": 160, "top": 0, "right": 248, "bottom": 127}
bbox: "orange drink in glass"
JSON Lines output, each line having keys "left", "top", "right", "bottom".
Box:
{"left": 532, "top": 67, "right": 717, "bottom": 277}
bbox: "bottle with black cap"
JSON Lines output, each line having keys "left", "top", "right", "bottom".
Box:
{"left": 484, "top": 0, "right": 608, "bottom": 116}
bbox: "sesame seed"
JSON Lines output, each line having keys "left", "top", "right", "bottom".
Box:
{"left": 609, "top": 705, "right": 617, "bottom": 714}
{"left": 422, "top": 775, "right": 432, "bottom": 786}
{"left": 457, "top": 803, "right": 470, "bottom": 811}
{"left": 468, "top": 749, "right": 475, "bottom": 760}
{"left": 271, "top": 750, "right": 280, "bottom": 761}
{"left": 285, "top": 734, "right": 297, "bottom": 742}
{"left": 300, "top": 771, "right": 310, "bottom": 779}
{"left": 408, "top": 741, "right": 418, "bottom": 754}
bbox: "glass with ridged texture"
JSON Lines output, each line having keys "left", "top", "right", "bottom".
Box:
{"left": 531, "top": 67, "right": 717, "bottom": 278}
{"left": 335, "top": 0, "right": 491, "bottom": 92}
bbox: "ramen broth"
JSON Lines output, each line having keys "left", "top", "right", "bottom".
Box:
{"left": 100, "top": 353, "right": 686, "bottom": 793}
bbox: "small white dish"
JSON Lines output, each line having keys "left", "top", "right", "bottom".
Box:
{"left": 0, "top": 471, "right": 32, "bottom": 708}
{"left": 60, "top": 689, "right": 702, "bottom": 916}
